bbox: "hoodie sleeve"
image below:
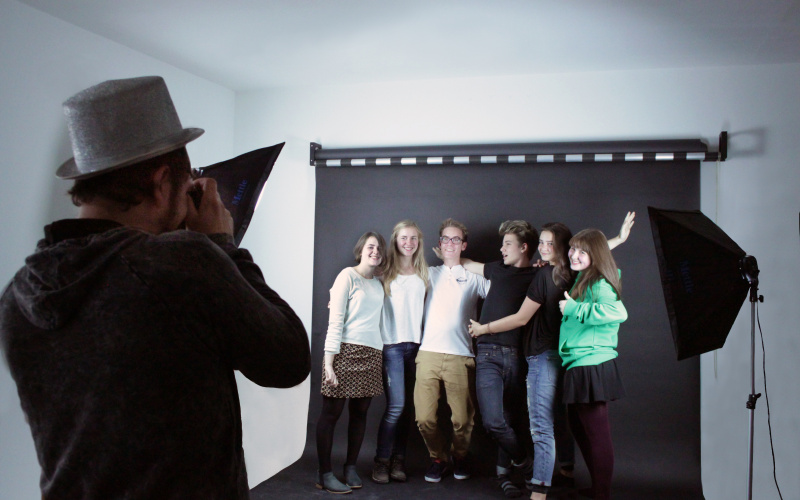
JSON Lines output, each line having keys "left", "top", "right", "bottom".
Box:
{"left": 132, "top": 231, "right": 310, "bottom": 389}
{"left": 563, "top": 279, "right": 627, "bottom": 326}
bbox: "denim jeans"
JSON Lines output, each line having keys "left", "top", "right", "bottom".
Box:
{"left": 526, "top": 350, "right": 562, "bottom": 489}
{"left": 375, "top": 342, "right": 419, "bottom": 459}
{"left": 476, "top": 344, "right": 527, "bottom": 469}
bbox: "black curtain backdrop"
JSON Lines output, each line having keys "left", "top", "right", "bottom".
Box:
{"left": 285, "top": 158, "right": 703, "bottom": 499}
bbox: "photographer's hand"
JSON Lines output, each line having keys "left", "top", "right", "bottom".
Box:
{"left": 185, "top": 178, "right": 234, "bottom": 236}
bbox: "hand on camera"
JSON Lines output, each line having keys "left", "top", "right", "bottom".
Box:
{"left": 185, "top": 178, "right": 234, "bottom": 236}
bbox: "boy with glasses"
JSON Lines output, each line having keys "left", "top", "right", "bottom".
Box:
{"left": 414, "top": 218, "right": 489, "bottom": 483}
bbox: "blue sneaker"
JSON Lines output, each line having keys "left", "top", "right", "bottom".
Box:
{"left": 425, "top": 460, "right": 448, "bottom": 483}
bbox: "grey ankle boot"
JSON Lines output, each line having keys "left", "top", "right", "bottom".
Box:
{"left": 343, "top": 465, "right": 362, "bottom": 489}
{"left": 316, "top": 471, "right": 352, "bottom": 494}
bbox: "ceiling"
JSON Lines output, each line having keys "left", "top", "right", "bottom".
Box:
{"left": 19, "top": 0, "right": 800, "bottom": 91}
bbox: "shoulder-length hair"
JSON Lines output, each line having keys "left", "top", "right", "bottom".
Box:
{"left": 353, "top": 231, "right": 387, "bottom": 270}
{"left": 569, "top": 228, "right": 622, "bottom": 301}
{"left": 382, "top": 220, "right": 429, "bottom": 295}
{"left": 540, "top": 222, "right": 574, "bottom": 288}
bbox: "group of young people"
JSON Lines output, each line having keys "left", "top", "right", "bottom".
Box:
{"left": 315, "top": 213, "right": 634, "bottom": 500}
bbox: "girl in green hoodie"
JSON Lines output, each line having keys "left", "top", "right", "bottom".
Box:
{"left": 558, "top": 228, "right": 627, "bottom": 500}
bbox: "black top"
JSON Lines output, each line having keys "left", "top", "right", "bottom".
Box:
{"left": 524, "top": 265, "right": 575, "bottom": 356}
{"left": 477, "top": 260, "right": 538, "bottom": 348}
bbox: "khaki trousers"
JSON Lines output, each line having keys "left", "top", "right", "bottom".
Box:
{"left": 413, "top": 350, "right": 476, "bottom": 461}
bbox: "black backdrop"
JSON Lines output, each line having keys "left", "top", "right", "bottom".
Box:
{"left": 302, "top": 157, "right": 704, "bottom": 498}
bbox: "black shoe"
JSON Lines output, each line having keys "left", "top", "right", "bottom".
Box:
{"left": 390, "top": 455, "right": 407, "bottom": 482}
{"left": 452, "top": 456, "right": 470, "bottom": 480}
{"left": 343, "top": 465, "right": 362, "bottom": 489}
{"left": 372, "top": 458, "right": 390, "bottom": 484}
{"left": 316, "top": 471, "right": 352, "bottom": 494}
{"left": 497, "top": 474, "right": 522, "bottom": 498}
{"left": 425, "top": 460, "right": 448, "bottom": 483}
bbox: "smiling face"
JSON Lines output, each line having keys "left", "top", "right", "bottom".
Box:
{"left": 396, "top": 227, "right": 420, "bottom": 257}
{"left": 360, "top": 236, "right": 383, "bottom": 268}
{"left": 501, "top": 233, "right": 527, "bottom": 267}
{"left": 538, "top": 230, "right": 555, "bottom": 264}
{"left": 439, "top": 226, "right": 467, "bottom": 263}
{"left": 568, "top": 246, "right": 591, "bottom": 272}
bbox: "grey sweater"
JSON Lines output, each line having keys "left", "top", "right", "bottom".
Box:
{"left": 0, "top": 219, "right": 310, "bottom": 499}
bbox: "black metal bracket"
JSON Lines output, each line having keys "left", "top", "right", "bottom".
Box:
{"left": 719, "top": 131, "right": 728, "bottom": 161}
{"left": 310, "top": 142, "right": 321, "bottom": 166}
{"left": 746, "top": 393, "right": 761, "bottom": 410}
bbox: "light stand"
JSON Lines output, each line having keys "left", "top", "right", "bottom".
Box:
{"left": 741, "top": 256, "right": 763, "bottom": 500}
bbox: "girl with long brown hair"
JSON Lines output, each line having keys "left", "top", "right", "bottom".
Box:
{"left": 558, "top": 228, "right": 628, "bottom": 500}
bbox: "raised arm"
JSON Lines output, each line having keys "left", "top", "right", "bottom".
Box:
{"left": 469, "top": 297, "right": 541, "bottom": 338}
{"left": 607, "top": 211, "right": 635, "bottom": 250}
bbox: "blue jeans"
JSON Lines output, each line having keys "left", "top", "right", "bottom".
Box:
{"left": 476, "top": 344, "right": 527, "bottom": 469}
{"left": 375, "top": 342, "right": 419, "bottom": 459}
{"left": 526, "top": 350, "right": 562, "bottom": 489}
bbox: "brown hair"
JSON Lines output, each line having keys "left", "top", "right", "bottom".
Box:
{"left": 353, "top": 231, "right": 387, "bottom": 269}
{"left": 68, "top": 147, "right": 191, "bottom": 211}
{"left": 382, "top": 220, "right": 429, "bottom": 295}
{"left": 439, "top": 218, "right": 468, "bottom": 242}
{"left": 540, "top": 222, "right": 574, "bottom": 288}
{"left": 568, "top": 229, "right": 622, "bottom": 301}
{"left": 499, "top": 220, "right": 538, "bottom": 259}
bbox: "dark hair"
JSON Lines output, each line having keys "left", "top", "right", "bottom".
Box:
{"left": 68, "top": 147, "right": 191, "bottom": 211}
{"left": 499, "top": 220, "right": 538, "bottom": 259}
{"left": 540, "top": 222, "right": 573, "bottom": 288}
{"left": 569, "top": 228, "right": 622, "bottom": 301}
{"left": 353, "top": 231, "right": 387, "bottom": 268}
{"left": 439, "top": 218, "right": 468, "bottom": 242}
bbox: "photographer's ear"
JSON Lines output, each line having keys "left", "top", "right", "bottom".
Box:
{"left": 152, "top": 164, "right": 172, "bottom": 206}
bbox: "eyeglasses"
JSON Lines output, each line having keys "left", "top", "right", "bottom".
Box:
{"left": 439, "top": 236, "right": 463, "bottom": 244}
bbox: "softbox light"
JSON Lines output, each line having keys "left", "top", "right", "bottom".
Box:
{"left": 196, "top": 143, "right": 284, "bottom": 246}
{"left": 648, "top": 207, "right": 750, "bottom": 360}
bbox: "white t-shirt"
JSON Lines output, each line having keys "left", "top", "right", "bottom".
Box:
{"left": 324, "top": 267, "right": 385, "bottom": 354}
{"left": 419, "top": 265, "right": 490, "bottom": 357}
{"left": 380, "top": 273, "right": 427, "bottom": 345}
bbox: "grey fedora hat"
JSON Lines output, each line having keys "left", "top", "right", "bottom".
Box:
{"left": 56, "top": 76, "right": 204, "bottom": 179}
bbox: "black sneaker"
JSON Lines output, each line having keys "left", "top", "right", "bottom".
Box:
{"left": 425, "top": 460, "right": 448, "bottom": 483}
{"left": 452, "top": 456, "right": 470, "bottom": 480}
{"left": 497, "top": 474, "right": 522, "bottom": 498}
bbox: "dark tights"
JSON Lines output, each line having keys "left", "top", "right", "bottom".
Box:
{"left": 568, "top": 402, "right": 614, "bottom": 500}
{"left": 316, "top": 396, "right": 372, "bottom": 473}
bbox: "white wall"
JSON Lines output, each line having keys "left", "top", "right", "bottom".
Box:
{"left": 0, "top": 1, "right": 236, "bottom": 498}
{"left": 236, "top": 64, "right": 800, "bottom": 499}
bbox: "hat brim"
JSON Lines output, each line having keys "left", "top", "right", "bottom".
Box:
{"left": 56, "top": 127, "right": 204, "bottom": 180}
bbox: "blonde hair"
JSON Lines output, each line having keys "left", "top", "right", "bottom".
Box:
{"left": 569, "top": 229, "right": 622, "bottom": 301}
{"left": 382, "top": 220, "right": 429, "bottom": 295}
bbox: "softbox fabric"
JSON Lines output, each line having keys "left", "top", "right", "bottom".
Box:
{"left": 648, "top": 207, "right": 749, "bottom": 360}
{"left": 197, "top": 143, "right": 284, "bottom": 246}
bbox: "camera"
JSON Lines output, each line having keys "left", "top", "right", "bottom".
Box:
{"left": 189, "top": 185, "right": 203, "bottom": 209}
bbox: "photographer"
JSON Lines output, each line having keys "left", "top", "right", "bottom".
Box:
{"left": 0, "top": 76, "right": 310, "bottom": 499}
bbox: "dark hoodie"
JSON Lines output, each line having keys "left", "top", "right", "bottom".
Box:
{"left": 0, "top": 219, "right": 310, "bottom": 499}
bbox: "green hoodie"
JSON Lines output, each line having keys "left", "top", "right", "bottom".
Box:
{"left": 559, "top": 271, "right": 627, "bottom": 369}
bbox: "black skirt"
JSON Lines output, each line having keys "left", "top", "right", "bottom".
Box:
{"left": 563, "top": 358, "right": 625, "bottom": 404}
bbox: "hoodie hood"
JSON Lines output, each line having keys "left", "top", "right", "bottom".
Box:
{"left": 6, "top": 219, "right": 143, "bottom": 330}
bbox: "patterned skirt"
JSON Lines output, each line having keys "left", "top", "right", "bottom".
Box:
{"left": 320, "top": 342, "right": 383, "bottom": 399}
